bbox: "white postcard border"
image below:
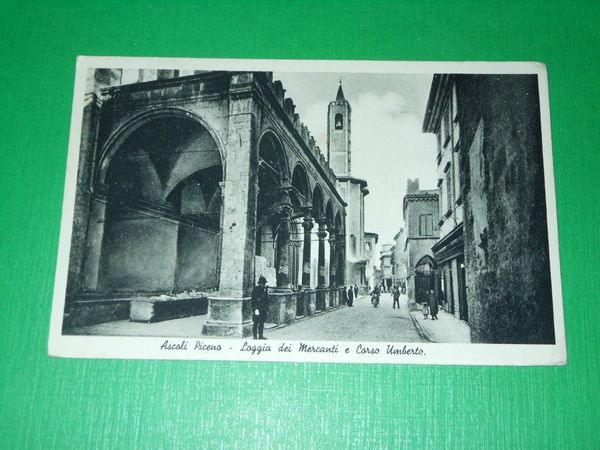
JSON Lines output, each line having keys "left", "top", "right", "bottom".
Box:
{"left": 48, "top": 56, "right": 566, "bottom": 366}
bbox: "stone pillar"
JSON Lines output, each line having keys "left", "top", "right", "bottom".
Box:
{"left": 215, "top": 181, "right": 226, "bottom": 280}
{"left": 328, "top": 226, "right": 337, "bottom": 288}
{"left": 317, "top": 219, "right": 327, "bottom": 288}
{"left": 301, "top": 212, "right": 313, "bottom": 288}
{"left": 81, "top": 196, "right": 107, "bottom": 292}
{"left": 275, "top": 188, "right": 293, "bottom": 291}
{"left": 337, "top": 233, "right": 346, "bottom": 287}
{"left": 316, "top": 219, "right": 327, "bottom": 311}
{"left": 68, "top": 95, "right": 101, "bottom": 301}
{"left": 203, "top": 73, "right": 258, "bottom": 337}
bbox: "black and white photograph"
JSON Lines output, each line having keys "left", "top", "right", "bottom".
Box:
{"left": 48, "top": 57, "right": 565, "bottom": 364}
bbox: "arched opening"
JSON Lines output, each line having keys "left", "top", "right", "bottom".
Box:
{"left": 98, "top": 115, "right": 223, "bottom": 293}
{"left": 290, "top": 164, "right": 310, "bottom": 290}
{"left": 255, "top": 132, "right": 290, "bottom": 287}
{"left": 334, "top": 113, "right": 344, "bottom": 130}
{"left": 334, "top": 211, "right": 345, "bottom": 287}
{"left": 415, "top": 256, "right": 436, "bottom": 304}
{"left": 310, "top": 186, "right": 325, "bottom": 288}
{"left": 291, "top": 164, "right": 310, "bottom": 207}
{"left": 324, "top": 201, "right": 334, "bottom": 289}
{"left": 349, "top": 234, "right": 357, "bottom": 255}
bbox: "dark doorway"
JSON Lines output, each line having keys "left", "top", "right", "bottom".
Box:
{"left": 414, "top": 257, "right": 435, "bottom": 304}
{"left": 457, "top": 256, "right": 468, "bottom": 322}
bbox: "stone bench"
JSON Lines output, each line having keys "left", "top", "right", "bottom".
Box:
{"left": 130, "top": 295, "right": 208, "bottom": 323}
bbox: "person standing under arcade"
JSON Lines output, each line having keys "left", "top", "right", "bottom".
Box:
{"left": 252, "top": 276, "right": 269, "bottom": 339}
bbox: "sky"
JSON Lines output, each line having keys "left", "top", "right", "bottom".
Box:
{"left": 274, "top": 71, "right": 438, "bottom": 247}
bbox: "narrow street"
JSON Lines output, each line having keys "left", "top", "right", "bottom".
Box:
{"left": 267, "top": 293, "right": 427, "bottom": 342}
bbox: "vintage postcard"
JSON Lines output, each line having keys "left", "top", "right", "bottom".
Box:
{"left": 48, "top": 57, "right": 566, "bottom": 365}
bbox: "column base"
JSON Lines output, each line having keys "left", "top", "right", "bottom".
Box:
{"left": 202, "top": 296, "right": 253, "bottom": 337}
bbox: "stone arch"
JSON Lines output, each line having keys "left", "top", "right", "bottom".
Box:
{"left": 311, "top": 185, "right": 324, "bottom": 219}
{"left": 415, "top": 255, "right": 437, "bottom": 271}
{"left": 414, "top": 255, "right": 436, "bottom": 304}
{"left": 255, "top": 131, "right": 292, "bottom": 285}
{"left": 349, "top": 234, "right": 357, "bottom": 255}
{"left": 335, "top": 211, "right": 343, "bottom": 233}
{"left": 96, "top": 112, "right": 224, "bottom": 293}
{"left": 291, "top": 163, "right": 311, "bottom": 208}
{"left": 325, "top": 200, "right": 334, "bottom": 228}
{"left": 258, "top": 129, "right": 290, "bottom": 185}
{"left": 96, "top": 107, "right": 226, "bottom": 190}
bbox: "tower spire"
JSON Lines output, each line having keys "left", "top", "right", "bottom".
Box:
{"left": 336, "top": 80, "right": 345, "bottom": 101}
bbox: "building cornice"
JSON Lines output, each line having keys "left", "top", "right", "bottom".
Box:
{"left": 422, "top": 74, "right": 452, "bottom": 133}
{"left": 431, "top": 222, "right": 463, "bottom": 254}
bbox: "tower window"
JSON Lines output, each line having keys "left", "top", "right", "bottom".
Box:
{"left": 419, "top": 214, "right": 434, "bottom": 236}
{"left": 335, "top": 113, "right": 343, "bottom": 130}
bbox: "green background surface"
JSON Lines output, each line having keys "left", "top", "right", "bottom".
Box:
{"left": 1, "top": 1, "right": 598, "bottom": 449}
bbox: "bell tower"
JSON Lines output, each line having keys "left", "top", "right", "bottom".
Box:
{"left": 327, "top": 81, "right": 351, "bottom": 176}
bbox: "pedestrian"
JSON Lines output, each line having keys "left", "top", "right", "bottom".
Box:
{"left": 429, "top": 289, "right": 439, "bottom": 320}
{"left": 251, "top": 276, "right": 269, "bottom": 339}
{"left": 347, "top": 286, "right": 354, "bottom": 307}
{"left": 422, "top": 302, "right": 430, "bottom": 319}
{"left": 354, "top": 284, "right": 358, "bottom": 298}
{"left": 392, "top": 286, "right": 400, "bottom": 309}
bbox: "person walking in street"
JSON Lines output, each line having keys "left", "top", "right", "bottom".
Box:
{"left": 354, "top": 284, "right": 358, "bottom": 299}
{"left": 371, "top": 285, "right": 380, "bottom": 307}
{"left": 428, "top": 289, "right": 439, "bottom": 320}
{"left": 392, "top": 286, "right": 400, "bottom": 309}
{"left": 347, "top": 286, "right": 354, "bottom": 307}
{"left": 252, "top": 276, "right": 269, "bottom": 339}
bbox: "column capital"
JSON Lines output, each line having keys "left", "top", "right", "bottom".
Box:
{"left": 316, "top": 219, "right": 328, "bottom": 238}
{"left": 302, "top": 216, "right": 314, "bottom": 231}
{"left": 328, "top": 227, "right": 337, "bottom": 242}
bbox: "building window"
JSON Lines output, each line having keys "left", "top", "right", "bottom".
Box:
{"left": 442, "top": 104, "right": 452, "bottom": 147}
{"left": 452, "top": 83, "right": 458, "bottom": 122}
{"left": 335, "top": 113, "right": 343, "bottom": 130}
{"left": 350, "top": 234, "right": 356, "bottom": 254}
{"left": 365, "top": 242, "right": 371, "bottom": 251}
{"left": 446, "top": 168, "right": 453, "bottom": 211}
{"left": 419, "top": 214, "right": 434, "bottom": 236}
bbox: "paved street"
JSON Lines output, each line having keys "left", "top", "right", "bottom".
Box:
{"left": 267, "top": 293, "right": 427, "bottom": 342}
{"left": 70, "top": 292, "right": 429, "bottom": 342}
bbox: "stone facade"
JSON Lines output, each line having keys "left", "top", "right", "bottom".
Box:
{"left": 327, "top": 84, "right": 370, "bottom": 289}
{"left": 391, "top": 228, "right": 407, "bottom": 288}
{"left": 402, "top": 179, "right": 439, "bottom": 304}
{"left": 423, "top": 76, "right": 468, "bottom": 322}
{"left": 423, "top": 74, "right": 555, "bottom": 344}
{"left": 363, "top": 232, "right": 379, "bottom": 290}
{"left": 379, "top": 244, "right": 394, "bottom": 289}
{"left": 64, "top": 69, "right": 348, "bottom": 336}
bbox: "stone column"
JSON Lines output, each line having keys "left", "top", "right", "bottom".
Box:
{"left": 275, "top": 187, "right": 293, "bottom": 291}
{"left": 315, "top": 219, "right": 327, "bottom": 311}
{"left": 328, "top": 226, "right": 337, "bottom": 288}
{"left": 81, "top": 196, "right": 107, "bottom": 292}
{"left": 301, "top": 212, "right": 313, "bottom": 288}
{"left": 337, "top": 232, "right": 346, "bottom": 287}
{"left": 68, "top": 94, "right": 101, "bottom": 300}
{"left": 317, "top": 219, "right": 327, "bottom": 288}
{"left": 215, "top": 181, "right": 226, "bottom": 281}
{"left": 203, "top": 73, "right": 258, "bottom": 337}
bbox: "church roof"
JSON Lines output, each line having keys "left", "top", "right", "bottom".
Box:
{"left": 336, "top": 84, "right": 346, "bottom": 101}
